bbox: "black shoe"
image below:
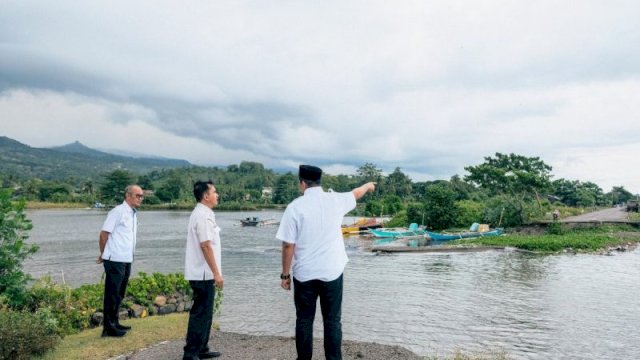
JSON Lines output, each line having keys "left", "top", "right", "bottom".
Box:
{"left": 198, "top": 351, "right": 221, "bottom": 359}
{"left": 101, "top": 328, "right": 127, "bottom": 337}
{"left": 182, "top": 355, "right": 200, "bottom": 360}
{"left": 116, "top": 323, "right": 131, "bottom": 330}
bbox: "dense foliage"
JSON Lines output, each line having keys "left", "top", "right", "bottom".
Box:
{"left": 0, "top": 189, "right": 38, "bottom": 307}
{"left": 2, "top": 148, "right": 637, "bottom": 227}
{"left": 0, "top": 308, "right": 61, "bottom": 360}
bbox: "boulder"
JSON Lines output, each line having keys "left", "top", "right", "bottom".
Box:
{"left": 130, "top": 304, "right": 148, "bottom": 318}
{"left": 91, "top": 312, "right": 104, "bottom": 326}
{"left": 157, "top": 304, "right": 177, "bottom": 315}
{"left": 154, "top": 296, "right": 167, "bottom": 307}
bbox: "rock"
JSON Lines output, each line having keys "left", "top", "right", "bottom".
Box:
{"left": 91, "top": 312, "right": 104, "bottom": 326}
{"left": 184, "top": 300, "right": 193, "bottom": 312}
{"left": 130, "top": 304, "right": 147, "bottom": 318}
{"left": 157, "top": 304, "right": 177, "bottom": 315}
{"left": 177, "top": 302, "right": 185, "bottom": 312}
{"left": 118, "top": 309, "right": 129, "bottom": 320}
{"left": 154, "top": 296, "right": 167, "bottom": 307}
{"left": 168, "top": 297, "right": 177, "bottom": 304}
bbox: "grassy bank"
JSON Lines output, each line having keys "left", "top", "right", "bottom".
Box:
{"left": 450, "top": 225, "right": 640, "bottom": 253}
{"left": 36, "top": 313, "right": 190, "bottom": 360}
{"left": 36, "top": 313, "right": 509, "bottom": 360}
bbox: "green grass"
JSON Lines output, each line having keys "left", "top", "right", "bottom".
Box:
{"left": 36, "top": 313, "right": 191, "bottom": 360}
{"left": 450, "top": 225, "right": 640, "bottom": 253}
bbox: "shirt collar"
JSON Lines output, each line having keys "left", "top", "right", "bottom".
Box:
{"left": 122, "top": 201, "right": 135, "bottom": 214}
{"left": 304, "top": 186, "right": 324, "bottom": 196}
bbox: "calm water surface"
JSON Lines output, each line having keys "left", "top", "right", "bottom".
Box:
{"left": 24, "top": 209, "right": 640, "bottom": 359}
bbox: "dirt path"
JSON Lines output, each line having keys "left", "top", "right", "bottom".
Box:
{"left": 120, "top": 331, "right": 421, "bottom": 360}
{"left": 561, "top": 207, "right": 630, "bottom": 222}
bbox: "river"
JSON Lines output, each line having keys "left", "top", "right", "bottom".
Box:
{"left": 23, "top": 209, "right": 640, "bottom": 359}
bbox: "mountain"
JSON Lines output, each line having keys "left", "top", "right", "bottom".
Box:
{"left": 0, "top": 136, "right": 191, "bottom": 181}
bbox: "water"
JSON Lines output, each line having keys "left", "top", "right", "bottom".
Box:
{"left": 23, "top": 209, "right": 640, "bottom": 359}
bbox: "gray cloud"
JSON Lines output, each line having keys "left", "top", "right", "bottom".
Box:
{"left": 1, "top": 1, "right": 640, "bottom": 193}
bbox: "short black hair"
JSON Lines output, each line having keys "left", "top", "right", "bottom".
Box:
{"left": 193, "top": 180, "right": 214, "bottom": 202}
{"left": 299, "top": 178, "right": 321, "bottom": 187}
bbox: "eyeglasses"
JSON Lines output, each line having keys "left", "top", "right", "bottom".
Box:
{"left": 131, "top": 194, "right": 144, "bottom": 199}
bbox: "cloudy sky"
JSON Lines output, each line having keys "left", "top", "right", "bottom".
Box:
{"left": 1, "top": 1, "right": 639, "bottom": 193}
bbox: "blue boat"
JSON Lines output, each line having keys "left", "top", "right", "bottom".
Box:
{"left": 369, "top": 223, "right": 425, "bottom": 238}
{"left": 424, "top": 228, "right": 503, "bottom": 241}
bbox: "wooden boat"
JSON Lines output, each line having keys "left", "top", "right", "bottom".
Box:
{"left": 424, "top": 228, "right": 503, "bottom": 241}
{"left": 341, "top": 218, "right": 383, "bottom": 235}
{"left": 369, "top": 223, "right": 425, "bottom": 238}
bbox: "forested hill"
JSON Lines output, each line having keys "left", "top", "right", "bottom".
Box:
{"left": 0, "top": 136, "right": 190, "bottom": 180}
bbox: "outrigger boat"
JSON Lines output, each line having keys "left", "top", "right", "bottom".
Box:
{"left": 342, "top": 218, "right": 383, "bottom": 235}
{"left": 368, "top": 223, "right": 425, "bottom": 238}
{"left": 239, "top": 217, "right": 278, "bottom": 227}
{"left": 424, "top": 228, "right": 503, "bottom": 241}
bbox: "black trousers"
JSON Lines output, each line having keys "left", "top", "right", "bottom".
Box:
{"left": 294, "top": 274, "right": 344, "bottom": 360}
{"left": 184, "top": 280, "right": 215, "bottom": 356}
{"left": 102, "top": 260, "right": 131, "bottom": 330}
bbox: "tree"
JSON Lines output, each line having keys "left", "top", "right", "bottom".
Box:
{"left": 156, "top": 172, "right": 185, "bottom": 202}
{"left": 606, "top": 186, "right": 634, "bottom": 205}
{"left": 424, "top": 182, "right": 457, "bottom": 230}
{"left": 386, "top": 167, "right": 413, "bottom": 198}
{"left": 0, "top": 189, "right": 38, "bottom": 306}
{"left": 100, "top": 170, "right": 136, "bottom": 204}
{"left": 465, "top": 153, "right": 552, "bottom": 224}
{"left": 272, "top": 173, "right": 299, "bottom": 204}
{"left": 357, "top": 163, "right": 383, "bottom": 182}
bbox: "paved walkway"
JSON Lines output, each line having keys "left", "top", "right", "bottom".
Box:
{"left": 561, "top": 207, "right": 631, "bottom": 222}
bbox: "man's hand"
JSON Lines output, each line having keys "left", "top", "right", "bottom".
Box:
{"left": 281, "top": 278, "right": 291, "bottom": 290}
{"left": 215, "top": 276, "right": 224, "bottom": 290}
{"left": 96, "top": 255, "right": 103, "bottom": 264}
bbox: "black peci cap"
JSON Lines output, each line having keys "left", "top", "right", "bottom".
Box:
{"left": 299, "top": 164, "right": 322, "bottom": 181}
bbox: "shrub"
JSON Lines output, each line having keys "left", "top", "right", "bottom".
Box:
{"left": 454, "top": 200, "right": 485, "bottom": 227}
{"left": 0, "top": 309, "right": 60, "bottom": 359}
{"left": 0, "top": 189, "right": 38, "bottom": 307}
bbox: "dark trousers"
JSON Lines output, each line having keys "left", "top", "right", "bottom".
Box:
{"left": 294, "top": 274, "right": 343, "bottom": 360}
{"left": 184, "top": 280, "right": 215, "bottom": 356}
{"left": 102, "top": 260, "right": 131, "bottom": 330}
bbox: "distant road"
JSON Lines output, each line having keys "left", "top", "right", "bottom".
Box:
{"left": 561, "top": 207, "right": 630, "bottom": 222}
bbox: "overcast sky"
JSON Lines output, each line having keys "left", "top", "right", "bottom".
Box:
{"left": 1, "top": 1, "right": 639, "bottom": 194}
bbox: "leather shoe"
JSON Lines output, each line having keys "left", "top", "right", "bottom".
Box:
{"left": 198, "top": 351, "right": 221, "bottom": 358}
{"left": 101, "top": 328, "right": 127, "bottom": 337}
{"left": 116, "top": 323, "right": 131, "bottom": 330}
{"left": 182, "top": 356, "right": 200, "bottom": 360}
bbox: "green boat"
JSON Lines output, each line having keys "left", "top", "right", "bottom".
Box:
{"left": 369, "top": 223, "right": 425, "bottom": 238}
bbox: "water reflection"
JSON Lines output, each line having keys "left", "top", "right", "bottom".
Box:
{"left": 23, "top": 209, "right": 640, "bottom": 359}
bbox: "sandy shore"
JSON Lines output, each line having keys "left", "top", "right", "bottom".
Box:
{"left": 118, "top": 331, "right": 422, "bottom": 360}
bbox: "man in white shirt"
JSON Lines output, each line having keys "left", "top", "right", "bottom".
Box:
{"left": 97, "top": 184, "right": 143, "bottom": 337}
{"left": 183, "top": 180, "right": 223, "bottom": 360}
{"left": 277, "top": 165, "right": 375, "bottom": 360}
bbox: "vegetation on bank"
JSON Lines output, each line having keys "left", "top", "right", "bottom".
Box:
{"left": 4, "top": 152, "right": 638, "bottom": 229}
{"left": 449, "top": 225, "right": 640, "bottom": 253}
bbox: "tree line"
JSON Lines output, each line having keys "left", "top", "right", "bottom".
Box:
{"left": 1, "top": 154, "right": 637, "bottom": 229}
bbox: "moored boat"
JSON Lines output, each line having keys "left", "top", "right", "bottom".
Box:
{"left": 425, "top": 228, "right": 503, "bottom": 241}
{"left": 369, "top": 223, "right": 425, "bottom": 238}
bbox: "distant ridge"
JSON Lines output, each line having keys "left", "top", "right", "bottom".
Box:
{"left": 0, "top": 136, "right": 191, "bottom": 181}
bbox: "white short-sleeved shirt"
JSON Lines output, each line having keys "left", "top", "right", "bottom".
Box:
{"left": 276, "top": 186, "right": 356, "bottom": 282}
{"left": 185, "top": 203, "right": 222, "bottom": 281}
{"left": 101, "top": 201, "right": 137, "bottom": 263}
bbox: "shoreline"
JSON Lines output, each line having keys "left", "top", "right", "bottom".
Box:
{"left": 119, "top": 331, "right": 422, "bottom": 360}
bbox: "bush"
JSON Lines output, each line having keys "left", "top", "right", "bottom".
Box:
{"left": 0, "top": 309, "right": 60, "bottom": 359}
{"left": 454, "top": 200, "right": 485, "bottom": 227}
{"left": 0, "top": 189, "right": 38, "bottom": 307}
